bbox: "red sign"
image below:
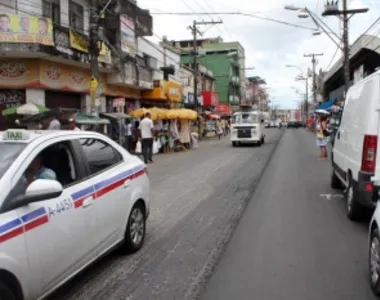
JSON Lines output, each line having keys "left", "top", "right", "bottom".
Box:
{"left": 202, "top": 91, "right": 219, "bottom": 107}
{"left": 215, "top": 104, "right": 229, "bottom": 114}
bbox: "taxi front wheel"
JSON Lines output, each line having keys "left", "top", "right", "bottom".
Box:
{"left": 0, "top": 282, "right": 18, "bottom": 300}
{"left": 121, "top": 202, "right": 146, "bottom": 254}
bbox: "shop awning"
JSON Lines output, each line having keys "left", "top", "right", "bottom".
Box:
{"left": 316, "top": 98, "right": 337, "bottom": 110}
{"left": 100, "top": 112, "right": 131, "bottom": 120}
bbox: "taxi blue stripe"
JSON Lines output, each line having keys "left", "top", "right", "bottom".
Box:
{"left": 21, "top": 207, "right": 47, "bottom": 223}
{"left": 71, "top": 165, "right": 144, "bottom": 202}
{"left": 0, "top": 218, "right": 22, "bottom": 235}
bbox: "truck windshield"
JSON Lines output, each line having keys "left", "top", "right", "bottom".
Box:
{"left": 234, "top": 114, "right": 259, "bottom": 124}
{"left": 0, "top": 143, "right": 25, "bottom": 179}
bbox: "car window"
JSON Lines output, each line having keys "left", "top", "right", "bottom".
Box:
{"left": 79, "top": 138, "right": 123, "bottom": 175}
{"left": 0, "top": 143, "right": 25, "bottom": 180}
{"left": 4, "top": 141, "right": 79, "bottom": 208}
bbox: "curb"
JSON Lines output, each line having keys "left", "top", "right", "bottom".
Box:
{"left": 186, "top": 129, "right": 286, "bottom": 300}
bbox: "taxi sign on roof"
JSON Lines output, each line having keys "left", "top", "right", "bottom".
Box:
{"left": 3, "top": 129, "right": 30, "bottom": 141}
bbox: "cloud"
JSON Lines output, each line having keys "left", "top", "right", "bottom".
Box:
{"left": 138, "top": 0, "right": 379, "bottom": 109}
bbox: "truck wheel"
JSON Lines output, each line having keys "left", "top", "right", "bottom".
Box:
{"left": 346, "top": 177, "right": 364, "bottom": 221}
{"left": 0, "top": 282, "right": 17, "bottom": 300}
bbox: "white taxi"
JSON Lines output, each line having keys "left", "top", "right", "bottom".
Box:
{"left": 0, "top": 129, "right": 150, "bottom": 300}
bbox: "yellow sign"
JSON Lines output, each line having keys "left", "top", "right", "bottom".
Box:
{"left": 0, "top": 14, "right": 53, "bottom": 45}
{"left": 164, "top": 81, "right": 182, "bottom": 102}
{"left": 69, "top": 30, "right": 111, "bottom": 63}
{"left": 69, "top": 30, "right": 88, "bottom": 53}
{"left": 90, "top": 77, "right": 98, "bottom": 91}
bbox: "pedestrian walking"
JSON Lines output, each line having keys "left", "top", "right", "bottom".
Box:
{"left": 68, "top": 118, "right": 80, "bottom": 131}
{"left": 316, "top": 114, "right": 328, "bottom": 159}
{"left": 124, "top": 119, "right": 133, "bottom": 153}
{"left": 139, "top": 112, "right": 154, "bottom": 164}
{"left": 47, "top": 112, "right": 61, "bottom": 130}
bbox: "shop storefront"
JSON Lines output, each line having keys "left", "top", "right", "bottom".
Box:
{"left": 39, "top": 59, "right": 90, "bottom": 109}
{"left": 0, "top": 58, "right": 90, "bottom": 110}
{"left": 141, "top": 80, "right": 182, "bottom": 108}
{"left": 0, "top": 89, "right": 26, "bottom": 129}
{"left": 102, "top": 77, "right": 140, "bottom": 114}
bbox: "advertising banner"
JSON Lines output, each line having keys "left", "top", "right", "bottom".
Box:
{"left": 69, "top": 30, "right": 111, "bottom": 63}
{"left": 120, "top": 15, "right": 136, "bottom": 57}
{"left": 0, "top": 60, "right": 39, "bottom": 88}
{"left": 39, "top": 60, "right": 91, "bottom": 92}
{"left": 0, "top": 14, "right": 53, "bottom": 45}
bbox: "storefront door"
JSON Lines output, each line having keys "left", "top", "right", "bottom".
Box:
{"left": 45, "top": 91, "right": 82, "bottom": 109}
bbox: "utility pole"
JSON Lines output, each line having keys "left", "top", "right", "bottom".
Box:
{"left": 322, "top": 0, "right": 368, "bottom": 96}
{"left": 89, "top": 0, "right": 101, "bottom": 116}
{"left": 304, "top": 53, "right": 323, "bottom": 103}
{"left": 188, "top": 19, "right": 223, "bottom": 114}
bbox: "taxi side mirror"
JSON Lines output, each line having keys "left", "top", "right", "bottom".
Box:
{"left": 13, "top": 180, "right": 63, "bottom": 209}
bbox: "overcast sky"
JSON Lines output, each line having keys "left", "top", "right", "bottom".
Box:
{"left": 138, "top": 0, "right": 379, "bottom": 109}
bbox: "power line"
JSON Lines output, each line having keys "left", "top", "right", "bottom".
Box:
{"left": 150, "top": 12, "right": 316, "bottom": 31}
{"left": 325, "top": 45, "right": 340, "bottom": 70}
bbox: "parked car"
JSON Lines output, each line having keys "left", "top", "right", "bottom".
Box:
{"left": 331, "top": 69, "right": 380, "bottom": 221}
{"left": 0, "top": 129, "right": 150, "bottom": 300}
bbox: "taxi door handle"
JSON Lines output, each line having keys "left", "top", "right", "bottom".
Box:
{"left": 124, "top": 179, "right": 131, "bottom": 189}
{"left": 82, "top": 196, "right": 93, "bottom": 208}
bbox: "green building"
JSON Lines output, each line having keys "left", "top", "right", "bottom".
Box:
{"left": 166, "top": 38, "right": 246, "bottom": 106}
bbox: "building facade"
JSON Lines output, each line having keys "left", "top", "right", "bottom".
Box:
{"left": 179, "top": 63, "right": 215, "bottom": 110}
{"left": 0, "top": 0, "right": 185, "bottom": 127}
{"left": 165, "top": 37, "right": 245, "bottom": 108}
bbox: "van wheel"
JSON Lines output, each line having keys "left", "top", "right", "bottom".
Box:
{"left": 0, "top": 282, "right": 17, "bottom": 300}
{"left": 257, "top": 141, "right": 262, "bottom": 147}
{"left": 232, "top": 142, "right": 237, "bottom": 147}
{"left": 346, "top": 178, "right": 364, "bottom": 221}
{"left": 330, "top": 164, "right": 342, "bottom": 189}
{"left": 121, "top": 203, "right": 146, "bottom": 253}
{"left": 370, "top": 228, "right": 380, "bottom": 296}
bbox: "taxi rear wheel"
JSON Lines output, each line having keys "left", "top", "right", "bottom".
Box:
{"left": 121, "top": 202, "right": 146, "bottom": 254}
{"left": 0, "top": 282, "right": 18, "bottom": 300}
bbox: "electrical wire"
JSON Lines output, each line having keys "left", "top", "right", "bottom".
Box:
{"left": 325, "top": 44, "right": 340, "bottom": 71}
{"left": 150, "top": 12, "right": 316, "bottom": 31}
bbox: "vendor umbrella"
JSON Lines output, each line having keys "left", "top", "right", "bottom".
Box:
{"left": 315, "top": 109, "right": 330, "bottom": 115}
{"left": 2, "top": 103, "right": 49, "bottom": 116}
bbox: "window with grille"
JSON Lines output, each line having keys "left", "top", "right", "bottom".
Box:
{"left": 69, "top": 0, "right": 84, "bottom": 31}
{"left": 42, "top": 0, "right": 61, "bottom": 25}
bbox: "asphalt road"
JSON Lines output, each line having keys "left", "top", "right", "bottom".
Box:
{"left": 201, "top": 129, "right": 377, "bottom": 300}
{"left": 47, "top": 129, "right": 283, "bottom": 300}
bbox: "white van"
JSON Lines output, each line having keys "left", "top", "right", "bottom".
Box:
{"left": 230, "top": 111, "right": 265, "bottom": 146}
{"left": 331, "top": 70, "right": 380, "bottom": 221}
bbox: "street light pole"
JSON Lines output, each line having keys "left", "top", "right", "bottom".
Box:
{"left": 322, "top": 0, "right": 369, "bottom": 94}
{"left": 304, "top": 53, "right": 323, "bottom": 104}
{"left": 286, "top": 65, "right": 309, "bottom": 118}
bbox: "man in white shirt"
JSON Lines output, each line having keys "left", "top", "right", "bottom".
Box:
{"left": 138, "top": 112, "right": 154, "bottom": 164}
{"left": 68, "top": 118, "right": 81, "bottom": 131}
{"left": 47, "top": 113, "right": 61, "bottom": 130}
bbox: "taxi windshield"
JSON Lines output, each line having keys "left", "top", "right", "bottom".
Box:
{"left": 234, "top": 114, "right": 259, "bottom": 124}
{"left": 0, "top": 143, "right": 25, "bottom": 179}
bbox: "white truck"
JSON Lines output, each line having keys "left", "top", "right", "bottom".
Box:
{"left": 230, "top": 110, "right": 265, "bottom": 147}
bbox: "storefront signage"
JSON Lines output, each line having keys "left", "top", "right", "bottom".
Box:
{"left": 164, "top": 81, "right": 182, "bottom": 102}
{"left": 120, "top": 15, "right": 136, "bottom": 57}
{"left": 39, "top": 60, "right": 90, "bottom": 92}
{"left": 69, "top": 30, "right": 88, "bottom": 53}
{"left": 0, "top": 60, "right": 39, "bottom": 88}
{"left": 0, "top": 89, "right": 25, "bottom": 108}
{"left": 54, "top": 27, "right": 73, "bottom": 55}
{"left": 0, "top": 14, "right": 53, "bottom": 45}
{"left": 215, "top": 104, "right": 229, "bottom": 114}
{"left": 113, "top": 97, "right": 125, "bottom": 107}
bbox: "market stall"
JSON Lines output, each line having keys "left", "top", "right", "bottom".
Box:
{"left": 100, "top": 112, "right": 132, "bottom": 144}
